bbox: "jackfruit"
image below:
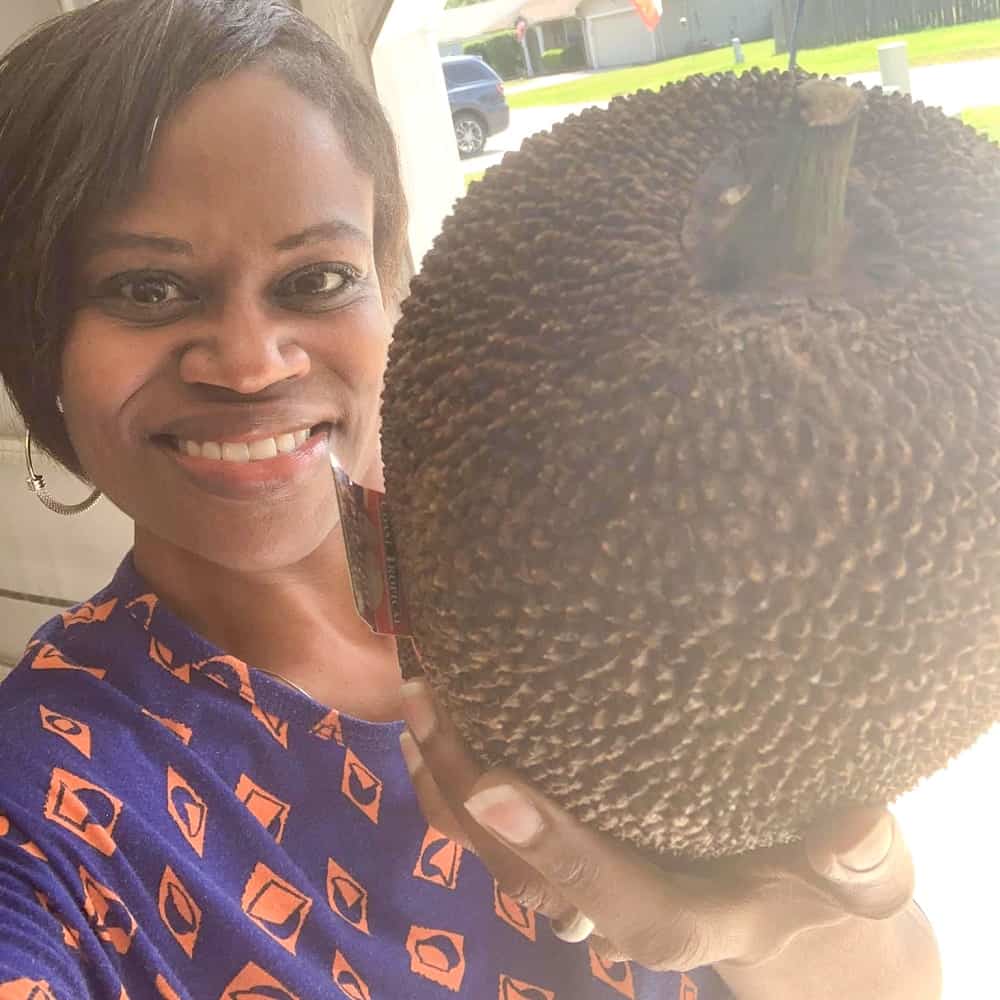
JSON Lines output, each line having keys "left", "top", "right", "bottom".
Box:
{"left": 381, "top": 70, "right": 1000, "bottom": 860}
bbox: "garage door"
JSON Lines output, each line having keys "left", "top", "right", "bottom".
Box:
{"left": 590, "top": 11, "right": 653, "bottom": 69}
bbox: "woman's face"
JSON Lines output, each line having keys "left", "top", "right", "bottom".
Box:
{"left": 60, "top": 69, "right": 392, "bottom": 572}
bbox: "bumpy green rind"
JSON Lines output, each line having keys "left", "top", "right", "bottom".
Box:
{"left": 382, "top": 69, "right": 1000, "bottom": 860}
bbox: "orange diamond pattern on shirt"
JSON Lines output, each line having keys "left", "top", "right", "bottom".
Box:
{"left": 588, "top": 945, "right": 636, "bottom": 999}
{"left": 142, "top": 709, "right": 193, "bottom": 746}
{"left": 1, "top": 813, "right": 47, "bottom": 862}
{"left": 499, "top": 974, "right": 557, "bottom": 1000}
{"left": 679, "top": 973, "right": 700, "bottom": 999}
{"left": 219, "top": 962, "right": 300, "bottom": 1000}
{"left": 60, "top": 598, "right": 117, "bottom": 629}
{"left": 406, "top": 926, "right": 466, "bottom": 993}
{"left": 249, "top": 702, "right": 290, "bottom": 748}
{"left": 30, "top": 643, "right": 105, "bottom": 680}
{"left": 149, "top": 637, "right": 190, "bottom": 684}
{"left": 331, "top": 950, "right": 372, "bottom": 1000}
{"left": 79, "top": 864, "right": 136, "bottom": 956}
{"left": 413, "top": 827, "right": 463, "bottom": 890}
{"left": 39, "top": 705, "right": 92, "bottom": 759}
{"left": 309, "top": 708, "right": 345, "bottom": 745}
{"left": 341, "top": 748, "right": 382, "bottom": 824}
{"left": 326, "top": 857, "right": 370, "bottom": 935}
{"left": 166, "top": 767, "right": 207, "bottom": 857}
{"left": 493, "top": 882, "right": 537, "bottom": 942}
{"left": 241, "top": 861, "right": 312, "bottom": 955}
{"left": 0, "top": 980, "right": 58, "bottom": 1000}
{"left": 126, "top": 593, "right": 158, "bottom": 630}
{"left": 154, "top": 974, "right": 182, "bottom": 1000}
{"left": 158, "top": 865, "right": 202, "bottom": 959}
{"left": 194, "top": 656, "right": 255, "bottom": 706}
{"left": 235, "top": 774, "right": 290, "bottom": 843}
{"left": 33, "top": 892, "right": 78, "bottom": 951}
{"left": 44, "top": 767, "right": 121, "bottom": 857}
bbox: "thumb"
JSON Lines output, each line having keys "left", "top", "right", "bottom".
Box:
{"left": 804, "top": 806, "right": 915, "bottom": 920}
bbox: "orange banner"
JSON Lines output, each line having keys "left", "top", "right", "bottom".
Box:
{"left": 631, "top": 0, "right": 663, "bottom": 31}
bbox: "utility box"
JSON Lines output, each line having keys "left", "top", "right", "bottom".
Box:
{"left": 878, "top": 41, "right": 911, "bottom": 96}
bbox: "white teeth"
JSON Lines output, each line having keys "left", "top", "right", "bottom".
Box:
{"left": 222, "top": 442, "right": 251, "bottom": 463}
{"left": 176, "top": 427, "right": 317, "bottom": 463}
{"left": 248, "top": 437, "right": 279, "bottom": 461}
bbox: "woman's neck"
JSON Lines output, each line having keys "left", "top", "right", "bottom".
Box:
{"left": 131, "top": 523, "right": 403, "bottom": 721}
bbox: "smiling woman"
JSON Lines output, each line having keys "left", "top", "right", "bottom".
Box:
{"left": 0, "top": 1, "right": 739, "bottom": 999}
{"left": 0, "top": 2, "right": 943, "bottom": 1000}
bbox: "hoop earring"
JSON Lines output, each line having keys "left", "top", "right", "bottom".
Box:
{"left": 24, "top": 428, "right": 102, "bottom": 516}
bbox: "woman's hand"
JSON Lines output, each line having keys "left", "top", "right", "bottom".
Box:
{"left": 398, "top": 678, "right": 916, "bottom": 973}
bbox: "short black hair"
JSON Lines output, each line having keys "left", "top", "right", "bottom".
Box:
{"left": 0, "top": 0, "right": 408, "bottom": 476}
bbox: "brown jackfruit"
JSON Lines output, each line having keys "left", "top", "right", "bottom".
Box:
{"left": 381, "top": 70, "right": 1000, "bottom": 861}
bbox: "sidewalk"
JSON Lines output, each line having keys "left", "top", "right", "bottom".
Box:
{"left": 504, "top": 69, "right": 597, "bottom": 95}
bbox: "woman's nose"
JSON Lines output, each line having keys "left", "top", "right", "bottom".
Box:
{"left": 178, "top": 299, "right": 310, "bottom": 394}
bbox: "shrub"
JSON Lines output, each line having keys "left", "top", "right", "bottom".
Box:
{"left": 541, "top": 47, "right": 565, "bottom": 73}
{"left": 462, "top": 30, "right": 525, "bottom": 80}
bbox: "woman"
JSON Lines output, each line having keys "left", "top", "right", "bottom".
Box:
{"left": 0, "top": 1, "right": 942, "bottom": 998}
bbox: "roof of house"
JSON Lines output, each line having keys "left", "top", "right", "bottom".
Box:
{"left": 522, "top": 0, "right": 582, "bottom": 23}
{"left": 437, "top": 0, "right": 582, "bottom": 44}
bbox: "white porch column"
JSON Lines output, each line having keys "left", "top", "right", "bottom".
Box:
{"left": 583, "top": 17, "right": 598, "bottom": 70}
{"left": 372, "top": 0, "right": 463, "bottom": 271}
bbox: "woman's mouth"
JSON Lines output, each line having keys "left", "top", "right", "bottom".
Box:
{"left": 162, "top": 423, "right": 331, "bottom": 463}
{"left": 151, "top": 422, "right": 336, "bottom": 497}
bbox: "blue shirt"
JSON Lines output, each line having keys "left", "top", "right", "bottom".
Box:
{"left": 0, "top": 555, "right": 734, "bottom": 999}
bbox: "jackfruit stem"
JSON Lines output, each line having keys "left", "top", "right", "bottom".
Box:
{"left": 706, "top": 79, "right": 864, "bottom": 286}
{"left": 776, "top": 80, "right": 863, "bottom": 274}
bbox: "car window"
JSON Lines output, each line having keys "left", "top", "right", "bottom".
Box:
{"left": 443, "top": 61, "right": 495, "bottom": 87}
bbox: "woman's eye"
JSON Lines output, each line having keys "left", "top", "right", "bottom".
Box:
{"left": 122, "top": 276, "right": 184, "bottom": 305}
{"left": 275, "top": 264, "right": 360, "bottom": 310}
{"left": 92, "top": 271, "right": 193, "bottom": 323}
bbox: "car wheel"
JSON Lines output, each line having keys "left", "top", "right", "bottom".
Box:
{"left": 454, "top": 114, "right": 486, "bottom": 158}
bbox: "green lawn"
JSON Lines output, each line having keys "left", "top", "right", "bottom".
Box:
{"left": 508, "top": 18, "right": 1000, "bottom": 109}
{"left": 961, "top": 105, "right": 1000, "bottom": 141}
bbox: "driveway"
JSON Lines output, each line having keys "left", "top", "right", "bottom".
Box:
{"left": 464, "top": 57, "right": 1000, "bottom": 174}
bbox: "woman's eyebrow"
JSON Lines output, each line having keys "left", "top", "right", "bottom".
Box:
{"left": 86, "top": 231, "right": 195, "bottom": 257}
{"left": 274, "top": 219, "right": 371, "bottom": 253}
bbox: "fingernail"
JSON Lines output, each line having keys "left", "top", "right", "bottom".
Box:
{"left": 464, "top": 785, "right": 544, "bottom": 846}
{"left": 837, "top": 812, "right": 894, "bottom": 873}
{"left": 400, "top": 679, "right": 437, "bottom": 743}
{"left": 399, "top": 730, "right": 424, "bottom": 778}
{"left": 551, "top": 910, "right": 595, "bottom": 944}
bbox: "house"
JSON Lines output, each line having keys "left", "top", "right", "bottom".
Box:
{"left": 439, "top": 0, "right": 772, "bottom": 74}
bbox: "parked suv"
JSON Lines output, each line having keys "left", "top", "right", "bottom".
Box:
{"left": 442, "top": 55, "right": 510, "bottom": 159}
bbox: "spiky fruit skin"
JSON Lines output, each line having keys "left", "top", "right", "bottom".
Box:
{"left": 381, "top": 70, "right": 1000, "bottom": 860}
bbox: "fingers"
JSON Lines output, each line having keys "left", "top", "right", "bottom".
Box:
{"left": 399, "top": 731, "right": 471, "bottom": 849}
{"left": 399, "top": 680, "right": 574, "bottom": 923}
{"left": 460, "top": 770, "right": 742, "bottom": 971}
{"left": 804, "top": 806, "right": 915, "bottom": 921}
